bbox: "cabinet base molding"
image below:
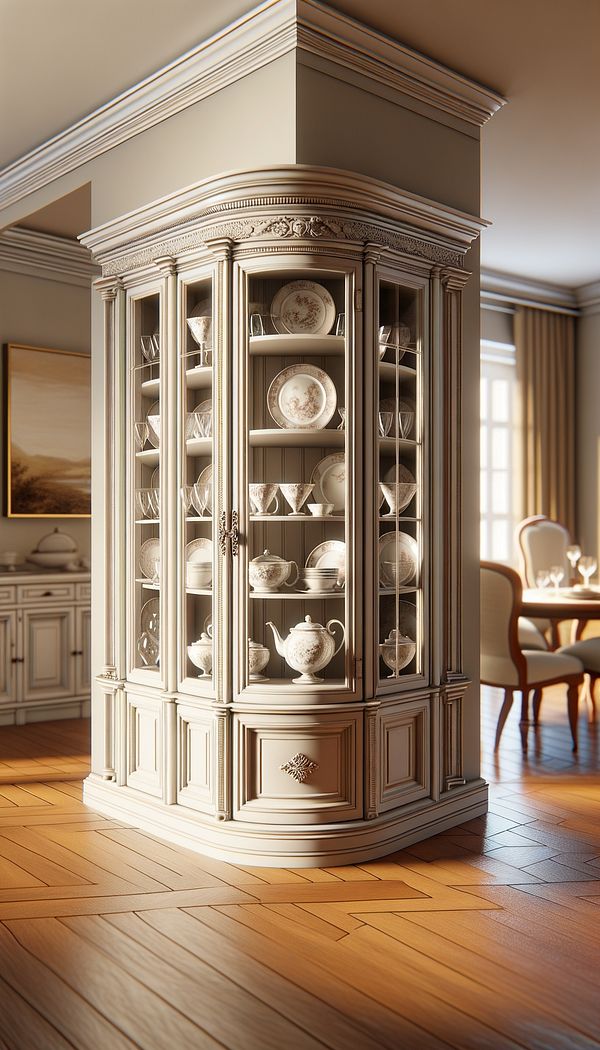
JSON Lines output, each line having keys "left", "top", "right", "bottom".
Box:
{"left": 0, "top": 697, "right": 90, "bottom": 727}
{"left": 83, "top": 775, "right": 487, "bottom": 868}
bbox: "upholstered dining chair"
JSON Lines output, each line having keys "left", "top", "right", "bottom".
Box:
{"left": 517, "top": 515, "right": 579, "bottom": 648}
{"left": 480, "top": 561, "right": 584, "bottom": 751}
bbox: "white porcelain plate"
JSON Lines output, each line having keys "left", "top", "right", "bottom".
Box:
{"left": 271, "top": 280, "right": 336, "bottom": 336}
{"left": 196, "top": 464, "right": 213, "bottom": 515}
{"left": 185, "top": 537, "right": 212, "bottom": 564}
{"left": 150, "top": 467, "right": 160, "bottom": 488}
{"left": 311, "top": 452, "right": 346, "bottom": 512}
{"left": 139, "top": 537, "right": 160, "bottom": 579}
{"left": 306, "top": 540, "right": 346, "bottom": 581}
{"left": 267, "top": 363, "right": 337, "bottom": 429}
{"left": 145, "top": 400, "right": 160, "bottom": 449}
{"left": 378, "top": 531, "right": 418, "bottom": 587}
{"left": 140, "top": 597, "right": 160, "bottom": 636}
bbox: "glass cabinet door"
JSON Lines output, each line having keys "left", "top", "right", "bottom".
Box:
{"left": 178, "top": 271, "right": 217, "bottom": 697}
{"left": 235, "top": 264, "right": 359, "bottom": 698}
{"left": 127, "top": 286, "right": 163, "bottom": 686}
{"left": 375, "top": 275, "right": 426, "bottom": 691}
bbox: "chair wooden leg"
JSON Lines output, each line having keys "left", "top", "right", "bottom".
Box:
{"left": 495, "top": 689, "right": 514, "bottom": 750}
{"left": 549, "top": 621, "right": 560, "bottom": 650}
{"left": 532, "top": 688, "right": 543, "bottom": 723}
{"left": 588, "top": 675, "right": 598, "bottom": 723}
{"left": 575, "top": 618, "right": 588, "bottom": 641}
{"left": 567, "top": 681, "right": 580, "bottom": 752}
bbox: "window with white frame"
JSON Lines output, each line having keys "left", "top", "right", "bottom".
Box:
{"left": 480, "top": 340, "right": 521, "bottom": 563}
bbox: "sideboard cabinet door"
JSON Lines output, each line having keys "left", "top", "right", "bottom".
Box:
{"left": 21, "top": 607, "right": 75, "bottom": 702}
{"left": 0, "top": 611, "right": 16, "bottom": 705}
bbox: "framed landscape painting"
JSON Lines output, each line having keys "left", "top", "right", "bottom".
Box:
{"left": 4, "top": 344, "right": 91, "bottom": 518}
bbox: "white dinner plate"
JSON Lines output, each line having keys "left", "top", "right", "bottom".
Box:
{"left": 270, "top": 280, "right": 336, "bottom": 336}
{"left": 139, "top": 537, "right": 160, "bottom": 579}
{"left": 196, "top": 463, "right": 213, "bottom": 515}
{"left": 378, "top": 531, "right": 418, "bottom": 587}
{"left": 311, "top": 452, "right": 345, "bottom": 512}
{"left": 305, "top": 540, "right": 346, "bottom": 582}
{"left": 267, "top": 363, "right": 337, "bottom": 430}
{"left": 150, "top": 466, "right": 160, "bottom": 488}
{"left": 185, "top": 537, "right": 212, "bottom": 564}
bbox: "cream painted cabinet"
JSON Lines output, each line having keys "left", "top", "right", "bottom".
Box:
{"left": 0, "top": 611, "right": 16, "bottom": 705}
{"left": 0, "top": 572, "right": 91, "bottom": 725}
{"left": 84, "top": 166, "right": 487, "bottom": 866}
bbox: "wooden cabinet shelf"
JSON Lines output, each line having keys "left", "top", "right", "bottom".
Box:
{"left": 249, "top": 334, "right": 344, "bottom": 356}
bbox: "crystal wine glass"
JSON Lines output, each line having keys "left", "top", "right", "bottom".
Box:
{"left": 549, "top": 565, "right": 564, "bottom": 592}
{"left": 578, "top": 555, "right": 597, "bottom": 588}
{"left": 566, "top": 545, "right": 581, "bottom": 581}
{"left": 535, "top": 570, "right": 550, "bottom": 589}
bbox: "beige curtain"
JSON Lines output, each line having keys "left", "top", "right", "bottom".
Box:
{"left": 515, "top": 306, "right": 575, "bottom": 536}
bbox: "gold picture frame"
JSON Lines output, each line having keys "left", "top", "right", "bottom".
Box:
{"left": 4, "top": 343, "right": 91, "bottom": 518}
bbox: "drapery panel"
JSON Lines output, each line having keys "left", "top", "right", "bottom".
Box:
{"left": 515, "top": 306, "right": 575, "bottom": 537}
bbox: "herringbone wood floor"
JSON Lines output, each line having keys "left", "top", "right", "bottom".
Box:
{"left": 0, "top": 687, "right": 599, "bottom": 1050}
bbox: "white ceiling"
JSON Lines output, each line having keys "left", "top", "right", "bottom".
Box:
{"left": 2, "top": 0, "right": 599, "bottom": 287}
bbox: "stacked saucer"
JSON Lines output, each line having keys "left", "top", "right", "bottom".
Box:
{"left": 300, "top": 567, "right": 342, "bottom": 593}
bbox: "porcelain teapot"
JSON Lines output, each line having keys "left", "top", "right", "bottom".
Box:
{"left": 187, "top": 625, "right": 213, "bottom": 678}
{"left": 267, "top": 614, "right": 345, "bottom": 685}
{"left": 248, "top": 549, "right": 299, "bottom": 593}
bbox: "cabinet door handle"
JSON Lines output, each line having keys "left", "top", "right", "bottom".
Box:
{"left": 11, "top": 657, "right": 24, "bottom": 664}
{"left": 219, "top": 511, "right": 240, "bottom": 558}
{"left": 70, "top": 650, "right": 84, "bottom": 657}
{"left": 42, "top": 590, "right": 53, "bottom": 597}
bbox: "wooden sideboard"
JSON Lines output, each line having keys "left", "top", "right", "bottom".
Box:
{"left": 0, "top": 570, "right": 90, "bottom": 725}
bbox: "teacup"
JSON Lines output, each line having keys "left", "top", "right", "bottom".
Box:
{"left": 307, "top": 503, "right": 334, "bottom": 517}
{"left": 249, "top": 483, "right": 279, "bottom": 516}
{"left": 279, "top": 483, "right": 314, "bottom": 515}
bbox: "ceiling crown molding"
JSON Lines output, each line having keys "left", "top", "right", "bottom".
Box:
{"left": 481, "top": 268, "right": 579, "bottom": 316}
{"left": 0, "top": 0, "right": 505, "bottom": 213}
{"left": 576, "top": 280, "right": 600, "bottom": 315}
{"left": 0, "top": 227, "right": 100, "bottom": 287}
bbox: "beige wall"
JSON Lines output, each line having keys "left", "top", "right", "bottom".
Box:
{"left": 481, "top": 304, "right": 513, "bottom": 345}
{"left": 576, "top": 308, "right": 600, "bottom": 554}
{"left": 0, "top": 269, "right": 91, "bottom": 560}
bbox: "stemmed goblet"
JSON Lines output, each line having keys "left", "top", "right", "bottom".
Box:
{"left": 535, "top": 570, "right": 550, "bottom": 590}
{"left": 566, "top": 544, "right": 581, "bottom": 584}
{"left": 578, "top": 555, "right": 597, "bottom": 589}
{"left": 549, "top": 565, "right": 564, "bottom": 592}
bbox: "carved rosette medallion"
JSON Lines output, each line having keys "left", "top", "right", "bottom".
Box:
{"left": 280, "top": 753, "right": 319, "bottom": 784}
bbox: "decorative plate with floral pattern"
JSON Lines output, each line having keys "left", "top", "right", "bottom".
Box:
{"left": 267, "top": 363, "right": 337, "bottom": 430}
{"left": 270, "top": 280, "right": 336, "bottom": 336}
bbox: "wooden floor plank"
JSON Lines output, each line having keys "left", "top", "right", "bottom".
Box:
{"left": 0, "top": 973, "right": 76, "bottom": 1050}
{"left": 6, "top": 917, "right": 224, "bottom": 1050}
{"left": 0, "top": 923, "right": 138, "bottom": 1050}
{"left": 61, "top": 912, "right": 328, "bottom": 1050}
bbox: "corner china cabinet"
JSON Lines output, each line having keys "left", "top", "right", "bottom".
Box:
{"left": 84, "top": 167, "right": 486, "bottom": 865}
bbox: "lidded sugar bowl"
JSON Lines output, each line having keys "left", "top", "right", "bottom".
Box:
{"left": 248, "top": 549, "right": 299, "bottom": 592}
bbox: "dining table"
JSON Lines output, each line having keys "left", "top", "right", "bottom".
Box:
{"left": 520, "top": 587, "right": 600, "bottom": 643}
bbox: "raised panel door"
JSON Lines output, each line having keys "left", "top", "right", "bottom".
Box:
{"left": 126, "top": 693, "right": 163, "bottom": 797}
{"left": 0, "top": 611, "right": 17, "bottom": 704}
{"left": 21, "top": 607, "right": 74, "bottom": 701}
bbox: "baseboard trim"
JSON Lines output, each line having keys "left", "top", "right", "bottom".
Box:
{"left": 83, "top": 777, "right": 488, "bottom": 868}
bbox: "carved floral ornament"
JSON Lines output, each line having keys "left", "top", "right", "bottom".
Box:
{"left": 280, "top": 753, "right": 319, "bottom": 784}
{"left": 101, "top": 213, "right": 464, "bottom": 276}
